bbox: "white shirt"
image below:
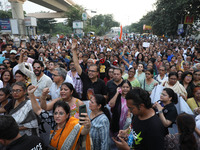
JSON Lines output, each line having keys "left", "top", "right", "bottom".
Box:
{"left": 18, "top": 63, "right": 53, "bottom": 97}
{"left": 13, "top": 62, "right": 33, "bottom": 77}
{"left": 49, "top": 82, "right": 61, "bottom": 100}
{"left": 0, "top": 80, "right": 3, "bottom": 88}
{"left": 64, "top": 74, "right": 75, "bottom": 87}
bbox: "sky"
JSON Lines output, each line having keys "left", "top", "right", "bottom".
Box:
{"left": 11, "top": 0, "right": 156, "bottom": 25}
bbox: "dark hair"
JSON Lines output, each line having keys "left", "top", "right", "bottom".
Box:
{"left": 53, "top": 100, "right": 70, "bottom": 115}
{"left": 61, "top": 82, "right": 79, "bottom": 99}
{"left": 0, "top": 88, "right": 10, "bottom": 97}
{"left": 11, "top": 82, "right": 27, "bottom": 91}
{"left": 111, "top": 80, "right": 132, "bottom": 133}
{"left": 136, "top": 53, "right": 144, "bottom": 64}
{"left": 163, "top": 88, "right": 178, "bottom": 104}
{"left": 105, "top": 67, "right": 114, "bottom": 80}
{"left": 181, "top": 71, "right": 193, "bottom": 82}
{"left": 0, "top": 64, "right": 7, "bottom": 69}
{"left": 113, "top": 67, "right": 122, "bottom": 74}
{"left": 126, "top": 87, "right": 152, "bottom": 109}
{"left": 0, "top": 115, "right": 19, "bottom": 140}
{"left": 94, "top": 94, "right": 111, "bottom": 121}
{"left": 168, "top": 72, "right": 178, "bottom": 78}
{"left": 0, "top": 70, "right": 14, "bottom": 85}
{"left": 146, "top": 68, "right": 154, "bottom": 75}
{"left": 128, "top": 67, "right": 135, "bottom": 73}
{"left": 32, "top": 60, "right": 44, "bottom": 68}
{"left": 15, "top": 70, "right": 27, "bottom": 78}
{"left": 177, "top": 113, "right": 198, "bottom": 150}
{"left": 3, "top": 59, "right": 11, "bottom": 64}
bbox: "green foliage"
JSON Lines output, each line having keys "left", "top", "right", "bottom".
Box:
{"left": 65, "top": 5, "right": 84, "bottom": 27}
{"left": 87, "top": 14, "right": 120, "bottom": 36}
{"left": 54, "top": 23, "right": 73, "bottom": 35}
{"left": 0, "top": 10, "right": 12, "bottom": 19}
{"left": 37, "top": 18, "right": 56, "bottom": 34}
{"left": 129, "top": 0, "right": 200, "bottom": 36}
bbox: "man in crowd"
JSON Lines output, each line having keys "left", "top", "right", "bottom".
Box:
{"left": 0, "top": 115, "right": 44, "bottom": 150}
{"left": 18, "top": 49, "right": 52, "bottom": 98}
{"left": 72, "top": 39, "right": 107, "bottom": 100}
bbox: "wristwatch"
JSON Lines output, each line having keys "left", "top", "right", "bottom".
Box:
{"left": 158, "top": 110, "right": 163, "bottom": 114}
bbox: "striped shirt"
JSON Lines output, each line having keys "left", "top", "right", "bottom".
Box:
{"left": 88, "top": 110, "right": 110, "bottom": 150}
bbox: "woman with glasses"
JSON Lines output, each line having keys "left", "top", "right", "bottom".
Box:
{"left": 180, "top": 71, "right": 195, "bottom": 99}
{"left": 141, "top": 68, "right": 158, "bottom": 94}
{"left": 123, "top": 67, "right": 140, "bottom": 88}
{"left": 0, "top": 64, "right": 7, "bottom": 77}
{"left": 162, "top": 72, "right": 187, "bottom": 100}
{"left": 5, "top": 82, "right": 39, "bottom": 136}
{"left": 28, "top": 85, "right": 92, "bottom": 150}
{"left": 3, "top": 59, "right": 12, "bottom": 72}
{"left": 40, "top": 82, "right": 84, "bottom": 119}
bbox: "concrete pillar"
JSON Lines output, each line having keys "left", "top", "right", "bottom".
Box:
{"left": 8, "top": 0, "right": 26, "bottom": 19}
{"left": 8, "top": 0, "right": 26, "bottom": 35}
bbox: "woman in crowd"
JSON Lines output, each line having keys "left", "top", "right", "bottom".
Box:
{"left": 165, "top": 113, "right": 200, "bottom": 150}
{"left": 141, "top": 68, "right": 158, "bottom": 94}
{"left": 109, "top": 80, "right": 132, "bottom": 135}
{"left": 3, "top": 59, "right": 12, "bottom": 72}
{"left": 135, "top": 63, "right": 145, "bottom": 85}
{"left": 6, "top": 82, "right": 39, "bottom": 136}
{"left": 177, "top": 70, "right": 184, "bottom": 81}
{"left": 162, "top": 72, "right": 187, "bottom": 100}
{"left": 123, "top": 67, "right": 140, "bottom": 88}
{"left": 180, "top": 71, "right": 195, "bottom": 99}
{"left": 136, "top": 53, "right": 144, "bottom": 64}
{"left": 187, "top": 86, "right": 200, "bottom": 115}
{"left": 155, "top": 55, "right": 163, "bottom": 70}
{"left": 154, "top": 65, "right": 168, "bottom": 84}
{"left": 0, "top": 88, "right": 10, "bottom": 115}
{"left": 88, "top": 94, "right": 110, "bottom": 150}
{"left": 104, "top": 67, "right": 114, "bottom": 85}
{"left": 28, "top": 86, "right": 92, "bottom": 150}
{"left": 40, "top": 82, "right": 84, "bottom": 119}
{"left": 15, "top": 70, "right": 31, "bottom": 87}
{"left": 153, "top": 88, "right": 178, "bottom": 135}
{"left": 0, "top": 70, "right": 14, "bottom": 91}
{"left": 192, "top": 70, "right": 200, "bottom": 86}
{"left": 170, "top": 56, "right": 177, "bottom": 66}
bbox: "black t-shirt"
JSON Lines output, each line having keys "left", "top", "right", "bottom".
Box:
{"left": 80, "top": 71, "right": 107, "bottom": 100}
{"left": 10, "top": 61, "right": 18, "bottom": 68}
{"left": 6, "top": 134, "right": 44, "bottom": 150}
{"left": 96, "top": 60, "right": 110, "bottom": 80}
{"left": 107, "top": 79, "right": 123, "bottom": 101}
{"left": 162, "top": 102, "right": 178, "bottom": 135}
{"left": 131, "top": 114, "right": 165, "bottom": 150}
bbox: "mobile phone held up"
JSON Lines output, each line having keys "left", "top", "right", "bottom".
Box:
{"left": 79, "top": 105, "right": 87, "bottom": 125}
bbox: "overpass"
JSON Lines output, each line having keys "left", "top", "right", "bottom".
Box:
{"left": 8, "top": 0, "right": 76, "bottom": 19}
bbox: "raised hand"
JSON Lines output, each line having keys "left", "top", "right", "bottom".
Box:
{"left": 42, "top": 88, "right": 49, "bottom": 96}
{"left": 71, "top": 39, "right": 78, "bottom": 51}
{"left": 27, "top": 85, "right": 38, "bottom": 95}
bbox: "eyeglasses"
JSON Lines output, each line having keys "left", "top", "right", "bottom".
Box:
{"left": 169, "top": 78, "right": 177, "bottom": 81}
{"left": 88, "top": 70, "right": 97, "bottom": 73}
{"left": 11, "top": 89, "right": 22, "bottom": 94}
{"left": 54, "top": 112, "right": 65, "bottom": 116}
{"left": 0, "top": 68, "right": 5, "bottom": 70}
{"left": 194, "top": 74, "right": 200, "bottom": 76}
{"left": 52, "top": 74, "right": 60, "bottom": 77}
{"left": 4, "top": 62, "right": 10, "bottom": 64}
{"left": 145, "top": 73, "right": 151, "bottom": 75}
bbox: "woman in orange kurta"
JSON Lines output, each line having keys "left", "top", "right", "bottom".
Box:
{"left": 49, "top": 100, "right": 91, "bottom": 150}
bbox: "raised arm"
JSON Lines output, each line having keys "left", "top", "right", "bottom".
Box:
{"left": 27, "top": 85, "right": 42, "bottom": 115}
{"left": 40, "top": 88, "right": 61, "bottom": 111}
{"left": 109, "top": 87, "right": 121, "bottom": 108}
{"left": 72, "top": 39, "right": 82, "bottom": 76}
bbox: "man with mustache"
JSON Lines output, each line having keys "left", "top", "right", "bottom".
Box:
{"left": 18, "top": 49, "right": 53, "bottom": 98}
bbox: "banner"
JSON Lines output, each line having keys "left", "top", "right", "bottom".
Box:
{"left": 143, "top": 24, "right": 152, "bottom": 30}
{"left": 184, "top": 15, "right": 194, "bottom": 24}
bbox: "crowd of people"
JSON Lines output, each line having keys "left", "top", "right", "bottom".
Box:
{"left": 0, "top": 35, "right": 200, "bottom": 150}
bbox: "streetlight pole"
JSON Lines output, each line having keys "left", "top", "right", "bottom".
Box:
{"left": 90, "top": 10, "right": 96, "bottom": 27}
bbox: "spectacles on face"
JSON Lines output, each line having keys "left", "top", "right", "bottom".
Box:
{"left": 194, "top": 74, "right": 200, "bottom": 76}
{"left": 88, "top": 70, "right": 97, "bottom": 73}
{"left": 145, "top": 73, "right": 151, "bottom": 75}
{"left": 169, "top": 78, "right": 177, "bottom": 81}
{"left": 0, "top": 68, "right": 5, "bottom": 70}
{"left": 4, "top": 62, "right": 10, "bottom": 64}
{"left": 11, "top": 89, "right": 22, "bottom": 94}
{"left": 52, "top": 74, "right": 60, "bottom": 77}
{"left": 54, "top": 112, "right": 65, "bottom": 116}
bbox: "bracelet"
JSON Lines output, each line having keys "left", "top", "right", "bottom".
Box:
{"left": 158, "top": 110, "right": 163, "bottom": 114}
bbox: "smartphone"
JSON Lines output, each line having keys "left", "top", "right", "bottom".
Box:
{"left": 79, "top": 105, "right": 87, "bottom": 124}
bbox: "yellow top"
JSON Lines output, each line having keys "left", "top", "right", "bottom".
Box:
{"left": 187, "top": 97, "right": 200, "bottom": 112}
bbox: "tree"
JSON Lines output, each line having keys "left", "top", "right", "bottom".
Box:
{"left": 129, "top": 0, "right": 200, "bottom": 36}
{"left": 65, "top": 5, "right": 84, "bottom": 28}
{"left": 37, "top": 18, "right": 56, "bottom": 34}
{"left": 87, "top": 14, "right": 120, "bottom": 36}
{"left": 54, "top": 23, "right": 73, "bottom": 35}
{"left": 0, "top": 10, "right": 12, "bottom": 18}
